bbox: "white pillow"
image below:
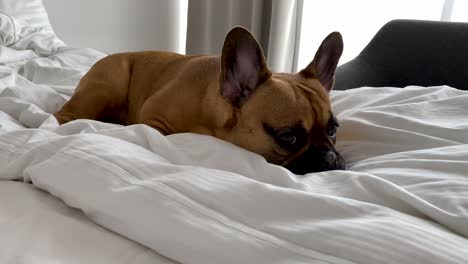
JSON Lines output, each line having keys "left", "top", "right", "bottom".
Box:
{"left": 0, "top": 0, "right": 64, "bottom": 55}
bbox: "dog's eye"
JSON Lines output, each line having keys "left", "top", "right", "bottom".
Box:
{"left": 276, "top": 127, "right": 298, "bottom": 147}
{"left": 329, "top": 126, "right": 337, "bottom": 143}
{"left": 263, "top": 123, "right": 307, "bottom": 151}
{"left": 329, "top": 124, "right": 337, "bottom": 136}
{"left": 278, "top": 129, "right": 297, "bottom": 146}
{"left": 328, "top": 118, "right": 339, "bottom": 143}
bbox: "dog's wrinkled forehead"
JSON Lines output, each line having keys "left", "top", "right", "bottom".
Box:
{"left": 271, "top": 72, "right": 333, "bottom": 129}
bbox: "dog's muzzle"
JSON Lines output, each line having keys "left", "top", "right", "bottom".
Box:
{"left": 285, "top": 146, "right": 346, "bottom": 175}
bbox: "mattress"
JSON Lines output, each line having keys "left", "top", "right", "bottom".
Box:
{"left": 1, "top": 1, "right": 468, "bottom": 263}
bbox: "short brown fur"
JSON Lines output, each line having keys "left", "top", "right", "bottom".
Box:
{"left": 55, "top": 27, "right": 345, "bottom": 173}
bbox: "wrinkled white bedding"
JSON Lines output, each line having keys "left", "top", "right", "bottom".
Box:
{"left": 0, "top": 181, "right": 176, "bottom": 264}
{"left": 0, "top": 38, "right": 177, "bottom": 263}
{"left": 1, "top": 11, "right": 468, "bottom": 264}
{"left": 1, "top": 51, "right": 468, "bottom": 263}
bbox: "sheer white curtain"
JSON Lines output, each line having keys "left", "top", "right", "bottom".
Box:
{"left": 184, "top": 0, "right": 468, "bottom": 71}
{"left": 297, "top": 0, "right": 468, "bottom": 69}
{"left": 45, "top": 0, "right": 468, "bottom": 72}
{"left": 185, "top": 0, "right": 303, "bottom": 72}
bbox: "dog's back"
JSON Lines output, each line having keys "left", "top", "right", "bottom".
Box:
{"left": 55, "top": 51, "right": 221, "bottom": 127}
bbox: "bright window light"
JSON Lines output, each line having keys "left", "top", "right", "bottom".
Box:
{"left": 179, "top": 0, "right": 189, "bottom": 54}
{"left": 297, "top": 0, "right": 445, "bottom": 69}
{"left": 451, "top": 0, "right": 468, "bottom": 22}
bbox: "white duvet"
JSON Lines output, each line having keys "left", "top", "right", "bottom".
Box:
{"left": 1, "top": 24, "right": 468, "bottom": 264}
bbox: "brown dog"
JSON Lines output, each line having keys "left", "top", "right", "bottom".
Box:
{"left": 54, "top": 27, "right": 345, "bottom": 174}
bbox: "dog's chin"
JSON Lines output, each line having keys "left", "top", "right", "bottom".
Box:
{"left": 285, "top": 149, "right": 346, "bottom": 175}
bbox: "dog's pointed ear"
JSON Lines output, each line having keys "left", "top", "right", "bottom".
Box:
{"left": 300, "top": 32, "right": 343, "bottom": 93}
{"left": 220, "top": 27, "right": 271, "bottom": 107}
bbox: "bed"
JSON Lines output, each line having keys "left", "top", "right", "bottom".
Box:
{"left": 1, "top": 1, "right": 467, "bottom": 264}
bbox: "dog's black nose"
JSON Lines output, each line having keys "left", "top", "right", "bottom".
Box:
{"left": 323, "top": 151, "right": 337, "bottom": 167}
{"left": 285, "top": 146, "right": 346, "bottom": 175}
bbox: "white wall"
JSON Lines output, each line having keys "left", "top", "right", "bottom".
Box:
{"left": 43, "top": 0, "right": 188, "bottom": 54}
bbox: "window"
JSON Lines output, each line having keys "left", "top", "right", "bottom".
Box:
{"left": 451, "top": 0, "right": 468, "bottom": 22}
{"left": 297, "top": 0, "right": 468, "bottom": 69}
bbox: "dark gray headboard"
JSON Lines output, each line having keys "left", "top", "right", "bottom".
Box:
{"left": 334, "top": 19, "right": 468, "bottom": 91}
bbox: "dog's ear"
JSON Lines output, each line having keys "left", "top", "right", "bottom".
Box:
{"left": 300, "top": 32, "right": 343, "bottom": 93}
{"left": 220, "top": 27, "right": 271, "bottom": 107}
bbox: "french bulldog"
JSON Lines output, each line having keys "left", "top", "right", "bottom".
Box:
{"left": 54, "top": 27, "right": 346, "bottom": 174}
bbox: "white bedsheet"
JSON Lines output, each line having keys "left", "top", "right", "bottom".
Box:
{"left": 0, "top": 40, "right": 177, "bottom": 263}
{"left": 1, "top": 33, "right": 468, "bottom": 264}
{"left": 0, "top": 181, "right": 176, "bottom": 264}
